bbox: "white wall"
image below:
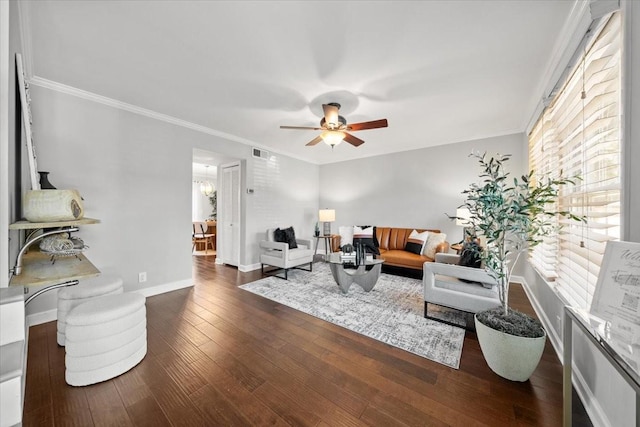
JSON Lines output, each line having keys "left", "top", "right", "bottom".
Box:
{"left": 319, "top": 133, "right": 525, "bottom": 241}
{"left": 22, "top": 84, "right": 319, "bottom": 317}
{"left": 244, "top": 153, "right": 320, "bottom": 268}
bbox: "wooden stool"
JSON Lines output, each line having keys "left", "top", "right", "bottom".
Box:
{"left": 65, "top": 293, "right": 146, "bottom": 386}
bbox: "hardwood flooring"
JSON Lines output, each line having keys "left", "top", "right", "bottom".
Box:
{"left": 22, "top": 257, "right": 592, "bottom": 426}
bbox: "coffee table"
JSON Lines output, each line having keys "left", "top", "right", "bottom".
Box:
{"left": 326, "top": 253, "right": 385, "bottom": 294}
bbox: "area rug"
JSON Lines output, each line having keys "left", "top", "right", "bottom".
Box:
{"left": 239, "top": 263, "right": 465, "bottom": 369}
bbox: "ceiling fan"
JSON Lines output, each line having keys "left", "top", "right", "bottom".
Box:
{"left": 280, "top": 102, "right": 388, "bottom": 148}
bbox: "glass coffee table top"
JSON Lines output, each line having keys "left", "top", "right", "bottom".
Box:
{"left": 326, "top": 252, "right": 384, "bottom": 266}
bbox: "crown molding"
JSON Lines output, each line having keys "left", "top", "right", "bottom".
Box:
{"left": 29, "top": 76, "right": 258, "bottom": 144}
{"left": 28, "top": 76, "right": 317, "bottom": 165}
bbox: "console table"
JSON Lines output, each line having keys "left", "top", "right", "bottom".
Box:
{"left": 563, "top": 306, "right": 640, "bottom": 426}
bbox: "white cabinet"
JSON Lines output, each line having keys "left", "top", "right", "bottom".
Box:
{"left": 0, "top": 286, "right": 26, "bottom": 427}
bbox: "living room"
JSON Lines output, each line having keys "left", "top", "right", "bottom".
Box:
{"left": 2, "top": 1, "right": 640, "bottom": 426}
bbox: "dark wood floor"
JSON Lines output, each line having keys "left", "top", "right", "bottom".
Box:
{"left": 22, "top": 257, "right": 592, "bottom": 426}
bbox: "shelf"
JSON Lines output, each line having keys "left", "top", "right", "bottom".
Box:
{"left": 9, "top": 250, "right": 100, "bottom": 288}
{"left": 9, "top": 217, "right": 100, "bottom": 230}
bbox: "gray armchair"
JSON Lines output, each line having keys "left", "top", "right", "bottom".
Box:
{"left": 260, "top": 229, "right": 314, "bottom": 280}
{"left": 423, "top": 253, "right": 501, "bottom": 327}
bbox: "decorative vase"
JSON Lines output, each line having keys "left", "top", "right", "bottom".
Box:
{"left": 474, "top": 314, "right": 546, "bottom": 381}
{"left": 38, "top": 171, "right": 57, "bottom": 189}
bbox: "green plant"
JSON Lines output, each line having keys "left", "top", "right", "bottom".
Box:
{"left": 208, "top": 191, "right": 217, "bottom": 220}
{"left": 454, "top": 152, "right": 583, "bottom": 328}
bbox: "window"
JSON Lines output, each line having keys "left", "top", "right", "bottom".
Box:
{"left": 528, "top": 12, "right": 621, "bottom": 310}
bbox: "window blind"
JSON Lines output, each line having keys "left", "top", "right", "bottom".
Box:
{"left": 528, "top": 12, "right": 621, "bottom": 310}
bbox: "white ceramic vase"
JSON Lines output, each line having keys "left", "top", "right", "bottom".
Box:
{"left": 474, "top": 314, "right": 546, "bottom": 382}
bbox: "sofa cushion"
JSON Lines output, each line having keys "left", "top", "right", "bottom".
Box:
{"left": 380, "top": 249, "right": 431, "bottom": 269}
{"left": 423, "top": 232, "right": 447, "bottom": 258}
{"left": 404, "top": 230, "right": 430, "bottom": 255}
{"left": 434, "top": 274, "right": 498, "bottom": 298}
{"left": 288, "top": 248, "right": 314, "bottom": 261}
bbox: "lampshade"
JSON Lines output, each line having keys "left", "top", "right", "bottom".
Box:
{"left": 321, "top": 131, "right": 345, "bottom": 147}
{"left": 319, "top": 209, "right": 335, "bottom": 236}
{"left": 319, "top": 209, "right": 335, "bottom": 222}
{"left": 455, "top": 208, "right": 471, "bottom": 226}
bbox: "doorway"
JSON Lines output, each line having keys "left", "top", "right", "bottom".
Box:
{"left": 192, "top": 149, "right": 242, "bottom": 267}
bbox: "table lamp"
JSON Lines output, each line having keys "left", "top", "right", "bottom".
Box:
{"left": 455, "top": 208, "right": 473, "bottom": 242}
{"left": 319, "top": 209, "right": 335, "bottom": 236}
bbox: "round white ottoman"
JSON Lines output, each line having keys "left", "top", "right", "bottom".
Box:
{"left": 65, "top": 293, "right": 147, "bottom": 387}
{"left": 57, "top": 274, "right": 124, "bottom": 346}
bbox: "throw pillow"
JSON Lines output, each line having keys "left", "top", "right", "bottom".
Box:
{"left": 423, "top": 232, "right": 447, "bottom": 258}
{"left": 338, "top": 225, "right": 353, "bottom": 248}
{"left": 404, "top": 230, "right": 430, "bottom": 255}
{"left": 353, "top": 226, "right": 380, "bottom": 255}
{"left": 458, "top": 241, "right": 483, "bottom": 269}
{"left": 274, "top": 227, "right": 298, "bottom": 249}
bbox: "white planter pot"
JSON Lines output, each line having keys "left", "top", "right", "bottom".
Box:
{"left": 474, "top": 314, "right": 546, "bottom": 382}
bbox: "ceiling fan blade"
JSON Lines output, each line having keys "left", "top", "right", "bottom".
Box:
{"left": 305, "top": 135, "right": 324, "bottom": 146}
{"left": 280, "top": 125, "right": 323, "bottom": 130}
{"left": 322, "top": 104, "right": 340, "bottom": 128}
{"left": 347, "top": 119, "right": 388, "bottom": 131}
{"left": 343, "top": 133, "right": 365, "bottom": 147}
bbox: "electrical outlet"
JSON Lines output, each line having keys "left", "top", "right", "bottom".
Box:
{"left": 138, "top": 272, "right": 147, "bottom": 283}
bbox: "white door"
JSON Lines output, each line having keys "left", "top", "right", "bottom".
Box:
{"left": 220, "top": 163, "right": 241, "bottom": 266}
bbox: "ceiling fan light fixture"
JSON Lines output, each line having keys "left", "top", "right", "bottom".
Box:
{"left": 321, "top": 131, "right": 345, "bottom": 147}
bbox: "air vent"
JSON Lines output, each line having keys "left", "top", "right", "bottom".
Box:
{"left": 252, "top": 148, "right": 269, "bottom": 160}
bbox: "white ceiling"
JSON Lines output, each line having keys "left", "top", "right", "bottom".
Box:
{"left": 23, "top": 0, "right": 575, "bottom": 165}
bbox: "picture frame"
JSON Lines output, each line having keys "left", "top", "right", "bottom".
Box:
{"left": 16, "top": 53, "right": 39, "bottom": 190}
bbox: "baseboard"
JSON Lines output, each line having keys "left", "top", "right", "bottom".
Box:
{"left": 239, "top": 263, "right": 261, "bottom": 272}
{"left": 134, "top": 279, "right": 193, "bottom": 298}
{"left": 25, "top": 279, "right": 193, "bottom": 326}
{"left": 26, "top": 309, "right": 57, "bottom": 327}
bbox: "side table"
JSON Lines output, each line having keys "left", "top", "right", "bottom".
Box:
{"left": 450, "top": 243, "right": 463, "bottom": 254}
{"left": 314, "top": 235, "right": 336, "bottom": 260}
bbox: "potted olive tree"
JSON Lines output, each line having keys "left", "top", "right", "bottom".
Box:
{"left": 455, "top": 152, "right": 583, "bottom": 381}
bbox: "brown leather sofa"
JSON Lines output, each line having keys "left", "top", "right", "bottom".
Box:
{"left": 331, "top": 227, "right": 449, "bottom": 271}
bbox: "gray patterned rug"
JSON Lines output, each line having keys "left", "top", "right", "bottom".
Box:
{"left": 239, "top": 263, "right": 465, "bottom": 369}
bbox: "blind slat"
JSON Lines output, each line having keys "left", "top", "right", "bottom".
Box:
{"left": 528, "top": 12, "right": 621, "bottom": 310}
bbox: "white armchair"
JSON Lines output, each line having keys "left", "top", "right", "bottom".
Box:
{"left": 423, "top": 253, "right": 501, "bottom": 327}
{"left": 260, "top": 229, "right": 314, "bottom": 280}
